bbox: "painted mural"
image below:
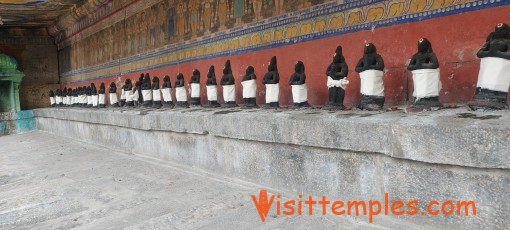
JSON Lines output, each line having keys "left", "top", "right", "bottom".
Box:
{"left": 0, "top": 0, "right": 87, "bottom": 26}
{"left": 60, "top": 0, "right": 506, "bottom": 85}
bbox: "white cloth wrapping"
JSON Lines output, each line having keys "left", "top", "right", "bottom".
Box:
{"left": 66, "top": 96, "right": 71, "bottom": 105}
{"left": 120, "top": 89, "right": 126, "bottom": 100}
{"left": 70, "top": 97, "right": 74, "bottom": 105}
{"left": 327, "top": 77, "right": 350, "bottom": 90}
{"left": 99, "top": 94, "right": 106, "bottom": 105}
{"left": 125, "top": 91, "right": 133, "bottom": 102}
{"left": 50, "top": 97, "right": 55, "bottom": 105}
{"left": 142, "top": 89, "right": 153, "bottom": 101}
{"left": 222, "top": 84, "right": 236, "bottom": 102}
{"left": 109, "top": 93, "right": 118, "bottom": 104}
{"left": 87, "top": 96, "right": 92, "bottom": 105}
{"left": 265, "top": 83, "right": 279, "bottom": 103}
{"left": 242, "top": 79, "right": 257, "bottom": 98}
{"left": 291, "top": 84, "right": 308, "bottom": 103}
{"left": 175, "top": 87, "right": 187, "bottom": 102}
{"left": 92, "top": 95, "right": 99, "bottom": 107}
{"left": 412, "top": 68, "right": 442, "bottom": 99}
{"left": 477, "top": 57, "right": 510, "bottom": 92}
{"left": 62, "top": 96, "right": 67, "bottom": 105}
{"left": 153, "top": 89, "right": 161, "bottom": 102}
{"left": 161, "top": 88, "right": 172, "bottom": 102}
{"left": 73, "top": 96, "right": 78, "bottom": 104}
{"left": 132, "top": 91, "right": 139, "bottom": 102}
{"left": 359, "top": 70, "right": 384, "bottom": 97}
{"left": 56, "top": 96, "right": 63, "bottom": 104}
{"left": 80, "top": 95, "right": 87, "bottom": 104}
{"left": 190, "top": 83, "right": 201, "bottom": 98}
{"left": 206, "top": 85, "right": 218, "bottom": 101}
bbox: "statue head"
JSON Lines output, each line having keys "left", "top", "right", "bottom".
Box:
{"left": 207, "top": 65, "right": 215, "bottom": 78}
{"left": 294, "top": 61, "right": 305, "bottom": 74}
{"left": 163, "top": 75, "right": 171, "bottom": 82}
{"left": 333, "top": 46, "right": 343, "bottom": 63}
{"left": 418, "top": 38, "right": 432, "bottom": 53}
{"left": 177, "top": 73, "right": 184, "bottom": 80}
{"left": 268, "top": 56, "right": 277, "bottom": 72}
{"left": 223, "top": 60, "right": 232, "bottom": 75}
{"left": 246, "top": 66, "right": 255, "bottom": 75}
{"left": 193, "top": 69, "right": 200, "bottom": 76}
{"left": 364, "top": 43, "right": 377, "bottom": 54}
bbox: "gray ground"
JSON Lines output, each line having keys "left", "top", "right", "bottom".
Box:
{"left": 0, "top": 131, "right": 394, "bottom": 229}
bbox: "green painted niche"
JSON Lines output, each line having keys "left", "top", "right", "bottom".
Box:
{"left": 0, "top": 53, "right": 24, "bottom": 112}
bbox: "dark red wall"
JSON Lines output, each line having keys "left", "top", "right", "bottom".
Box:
{"left": 64, "top": 5, "right": 510, "bottom": 107}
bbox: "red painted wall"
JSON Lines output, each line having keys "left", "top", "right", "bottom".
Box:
{"left": 64, "top": 5, "right": 510, "bottom": 107}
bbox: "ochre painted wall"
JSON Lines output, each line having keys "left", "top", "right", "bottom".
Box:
{"left": 59, "top": 0, "right": 510, "bottom": 106}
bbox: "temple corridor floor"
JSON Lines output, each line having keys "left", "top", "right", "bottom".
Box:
{"left": 0, "top": 131, "right": 388, "bottom": 229}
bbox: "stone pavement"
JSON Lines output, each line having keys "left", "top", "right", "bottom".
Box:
{"left": 0, "top": 131, "right": 407, "bottom": 229}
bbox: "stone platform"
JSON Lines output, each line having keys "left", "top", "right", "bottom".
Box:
{"left": 29, "top": 107, "right": 510, "bottom": 229}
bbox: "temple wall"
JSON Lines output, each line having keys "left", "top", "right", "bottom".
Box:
{"left": 33, "top": 107, "right": 510, "bottom": 228}
{"left": 58, "top": 0, "right": 510, "bottom": 106}
{"left": 0, "top": 29, "right": 60, "bottom": 110}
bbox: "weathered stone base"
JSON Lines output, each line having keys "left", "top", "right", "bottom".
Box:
{"left": 359, "top": 95, "right": 385, "bottom": 111}
{"left": 33, "top": 108, "right": 510, "bottom": 229}
{"left": 0, "top": 110, "right": 36, "bottom": 135}
{"left": 468, "top": 88, "right": 509, "bottom": 110}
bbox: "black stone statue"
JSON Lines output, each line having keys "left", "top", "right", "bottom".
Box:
{"left": 407, "top": 38, "right": 442, "bottom": 111}
{"left": 109, "top": 82, "right": 119, "bottom": 107}
{"left": 90, "top": 83, "right": 98, "bottom": 108}
{"left": 152, "top": 76, "right": 162, "bottom": 108}
{"left": 220, "top": 60, "right": 237, "bottom": 107}
{"left": 141, "top": 73, "right": 153, "bottom": 107}
{"left": 242, "top": 66, "right": 257, "bottom": 108}
{"left": 175, "top": 73, "right": 188, "bottom": 107}
{"left": 124, "top": 79, "right": 134, "bottom": 107}
{"left": 62, "top": 88, "right": 68, "bottom": 106}
{"left": 205, "top": 65, "right": 220, "bottom": 108}
{"left": 469, "top": 23, "right": 510, "bottom": 110}
{"left": 98, "top": 82, "right": 106, "bottom": 108}
{"left": 355, "top": 43, "right": 385, "bottom": 110}
{"left": 86, "top": 86, "right": 93, "bottom": 108}
{"left": 161, "top": 75, "right": 174, "bottom": 107}
{"left": 324, "top": 46, "right": 348, "bottom": 110}
{"left": 190, "top": 69, "right": 201, "bottom": 106}
{"left": 262, "top": 56, "right": 280, "bottom": 108}
{"left": 289, "top": 61, "right": 310, "bottom": 108}
{"left": 49, "top": 90, "right": 56, "bottom": 107}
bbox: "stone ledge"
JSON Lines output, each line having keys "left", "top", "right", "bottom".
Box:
{"left": 32, "top": 107, "right": 510, "bottom": 169}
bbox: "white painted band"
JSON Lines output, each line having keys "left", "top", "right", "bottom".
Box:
{"left": 242, "top": 79, "right": 257, "bottom": 98}
{"left": 359, "top": 70, "right": 384, "bottom": 97}
{"left": 92, "top": 95, "right": 99, "bottom": 106}
{"left": 109, "top": 93, "right": 118, "bottom": 104}
{"left": 142, "top": 89, "right": 153, "bottom": 101}
{"left": 190, "top": 83, "right": 201, "bottom": 98}
{"left": 125, "top": 91, "right": 133, "bottom": 102}
{"left": 222, "top": 84, "right": 236, "bottom": 102}
{"left": 161, "top": 88, "right": 172, "bottom": 102}
{"left": 120, "top": 89, "right": 126, "bottom": 100}
{"left": 412, "top": 68, "right": 441, "bottom": 99}
{"left": 175, "top": 87, "right": 187, "bottom": 102}
{"left": 477, "top": 57, "right": 510, "bottom": 92}
{"left": 99, "top": 94, "right": 106, "bottom": 105}
{"left": 206, "top": 85, "right": 218, "bottom": 101}
{"left": 291, "top": 84, "right": 308, "bottom": 103}
{"left": 265, "top": 83, "right": 279, "bottom": 103}
{"left": 50, "top": 97, "right": 55, "bottom": 104}
{"left": 327, "top": 76, "right": 349, "bottom": 90}
{"left": 153, "top": 89, "right": 161, "bottom": 102}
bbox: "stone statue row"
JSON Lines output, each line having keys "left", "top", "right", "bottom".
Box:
{"left": 49, "top": 23, "right": 510, "bottom": 111}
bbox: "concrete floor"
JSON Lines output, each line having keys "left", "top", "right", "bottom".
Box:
{"left": 0, "top": 131, "right": 390, "bottom": 229}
